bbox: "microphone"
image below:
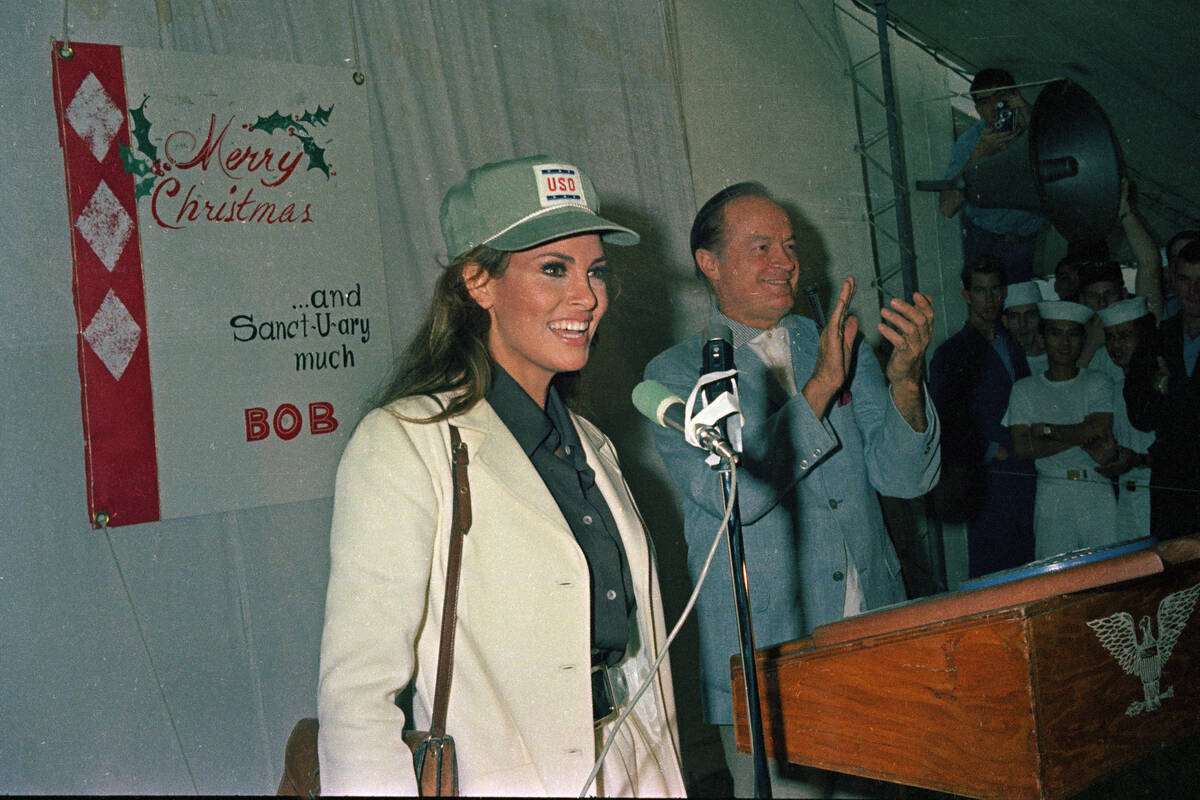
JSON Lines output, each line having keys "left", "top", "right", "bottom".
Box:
{"left": 802, "top": 284, "right": 826, "bottom": 327}
{"left": 632, "top": 380, "right": 737, "bottom": 461}
{"left": 700, "top": 324, "right": 741, "bottom": 453}
{"left": 701, "top": 323, "right": 735, "bottom": 401}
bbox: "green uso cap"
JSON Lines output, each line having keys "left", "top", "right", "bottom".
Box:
{"left": 439, "top": 155, "right": 639, "bottom": 260}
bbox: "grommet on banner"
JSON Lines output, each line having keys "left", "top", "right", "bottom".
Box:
{"left": 93, "top": 510, "right": 111, "bottom": 529}
{"left": 58, "top": 0, "right": 74, "bottom": 60}
{"left": 346, "top": 0, "right": 365, "bottom": 85}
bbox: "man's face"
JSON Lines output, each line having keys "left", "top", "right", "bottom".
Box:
{"left": 1055, "top": 261, "right": 1080, "bottom": 302}
{"left": 1175, "top": 260, "right": 1200, "bottom": 320}
{"left": 962, "top": 271, "right": 1005, "bottom": 328}
{"left": 1104, "top": 320, "right": 1140, "bottom": 369}
{"left": 1079, "top": 280, "right": 1125, "bottom": 312}
{"left": 973, "top": 88, "right": 1023, "bottom": 128}
{"left": 1043, "top": 319, "right": 1087, "bottom": 367}
{"left": 1003, "top": 303, "right": 1041, "bottom": 352}
{"left": 698, "top": 195, "right": 799, "bottom": 329}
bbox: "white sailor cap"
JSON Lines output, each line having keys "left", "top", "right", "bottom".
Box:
{"left": 1037, "top": 300, "right": 1093, "bottom": 325}
{"left": 1098, "top": 296, "right": 1149, "bottom": 328}
{"left": 1004, "top": 281, "right": 1043, "bottom": 309}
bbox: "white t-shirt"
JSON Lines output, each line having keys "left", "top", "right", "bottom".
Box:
{"left": 1003, "top": 368, "right": 1115, "bottom": 475}
{"left": 1088, "top": 346, "right": 1125, "bottom": 383}
{"left": 1026, "top": 351, "right": 1048, "bottom": 378}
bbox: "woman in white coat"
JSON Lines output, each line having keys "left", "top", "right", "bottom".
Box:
{"left": 317, "top": 155, "right": 686, "bottom": 796}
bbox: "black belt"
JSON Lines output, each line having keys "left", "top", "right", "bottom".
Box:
{"left": 591, "top": 663, "right": 626, "bottom": 725}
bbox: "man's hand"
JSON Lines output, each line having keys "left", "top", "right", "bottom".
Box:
{"left": 802, "top": 275, "right": 859, "bottom": 418}
{"left": 1011, "top": 93, "right": 1032, "bottom": 129}
{"left": 880, "top": 292, "right": 934, "bottom": 386}
{"left": 1153, "top": 356, "right": 1170, "bottom": 395}
{"left": 1095, "top": 445, "right": 1135, "bottom": 478}
{"left": 971, "top": 127, "right": 1020, "bottom": 162}
{"left": 1083, "top": 434, "right": 1118, "bottom": 467}
{"left": 879, "top": 291, "right": 934, "bottom": 432}
{"left": 940, "top": 128, "right": 1021, "bottom": 218}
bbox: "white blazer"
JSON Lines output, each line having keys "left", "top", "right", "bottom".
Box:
{"left": 317, "top": 394, "right": 686, "bottom": 796}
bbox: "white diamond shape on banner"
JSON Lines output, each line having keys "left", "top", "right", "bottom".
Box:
{"left": 65, "top": 72, "right": 125, "bottom": 162}
{"left": 75, "top": 180, "right": 133, "bottom": 271}
{"left": 83, "top": 289, "right": 142, "bottom": 380}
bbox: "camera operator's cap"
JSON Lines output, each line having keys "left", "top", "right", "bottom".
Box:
{"left": 1004, "top": 280, "right": 1044, "bottom": 309}
{"left": 1038, "top": 300, "right": 1094, "bottom": 325}
{"left": 439, "top": 155, "right": 639, "bottom": 260}
{"left": 1098, "top": 296, "right": 1149, "bottom": 328}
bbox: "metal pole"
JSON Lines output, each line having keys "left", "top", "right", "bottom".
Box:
{"left": 720, "top": 468, "right": 772, "bottom": 798}
{"left": 873, "top": 0, "right": 918, "bottom": 298}
{"left": 873, "top": 0, "right": 947, "bottom": 589}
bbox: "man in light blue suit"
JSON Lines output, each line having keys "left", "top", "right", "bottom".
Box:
{"left": 644, "top": 182, "right": 940, "bottom": 796}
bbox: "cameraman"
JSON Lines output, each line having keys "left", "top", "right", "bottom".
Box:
{"left": 940, "top": 68, "right": 1045, "bottom": 283}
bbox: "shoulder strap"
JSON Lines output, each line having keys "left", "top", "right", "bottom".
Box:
{"left": 429, "top": 424, "right": 470, "bottom": 738}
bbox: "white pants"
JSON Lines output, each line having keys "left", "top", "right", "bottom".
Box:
{"left": 1116, "top": 466, "right": 1152, "bottom": 541}
{"left": 1034, "top": 472, "right": 1118, "bottom": 559}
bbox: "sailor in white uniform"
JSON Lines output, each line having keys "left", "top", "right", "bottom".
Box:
{"left": 1004, "top": 301, "right": 1118, "bottom": 558}
{"left": 1003, "top": 280, "right": 1048, "bottom": 376}
{"left": 1098, "top": 296, "right": 1156, "bottom": 539}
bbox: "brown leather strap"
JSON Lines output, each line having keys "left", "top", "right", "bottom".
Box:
{"left": 429, "top": 424, "right": 470, "bottom": 738}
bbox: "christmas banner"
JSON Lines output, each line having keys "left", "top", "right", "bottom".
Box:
{"left": 52, "top": 42, "right": 392, "bottom": 528}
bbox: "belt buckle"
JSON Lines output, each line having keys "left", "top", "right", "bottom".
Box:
{"left": 591, "top": 664, "right": 619, "bottom": 727}
{"left": 1067, "top": 468, "right": 1086, "bottom": 481}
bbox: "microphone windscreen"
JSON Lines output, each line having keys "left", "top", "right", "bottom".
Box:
{"left": 632, "top": 380, "right": 684, "bottom": 430}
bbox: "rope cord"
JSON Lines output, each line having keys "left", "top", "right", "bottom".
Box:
{"left": 346, "top": 0, "right": 364, "bottom": 84}
{"left": 102, "top": 525, "right": 199, "bottom": 794}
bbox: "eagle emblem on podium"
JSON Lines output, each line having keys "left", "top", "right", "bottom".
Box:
{"left": 1087, "top": 582, "right": 1200, "bottom": 716}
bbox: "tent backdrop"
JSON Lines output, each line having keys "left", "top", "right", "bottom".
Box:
{"left": 2, "top": 1, "right": 968, "bottom": 793}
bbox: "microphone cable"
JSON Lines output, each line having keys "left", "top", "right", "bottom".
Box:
{"left": 579, "top": 459, "right": 739, "bottom": 797}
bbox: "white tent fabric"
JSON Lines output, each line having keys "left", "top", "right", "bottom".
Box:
{"left": 3, "top": 1, "right": 697, "bottom": 793}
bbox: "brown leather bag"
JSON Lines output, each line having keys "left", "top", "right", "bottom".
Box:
{"left": 277, "top": 425, "right": 471, "bottom": 797}
{"left": 277, "top": 717, "right": 320, "bottom": 798}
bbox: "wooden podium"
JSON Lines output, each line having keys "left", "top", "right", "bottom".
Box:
{"left": 731, "top": 537, "right": 1200, "bottom": 799}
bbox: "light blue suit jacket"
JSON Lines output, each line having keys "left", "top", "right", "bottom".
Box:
{"left": 644, "top": 312, "right": 941, "bottom": 724}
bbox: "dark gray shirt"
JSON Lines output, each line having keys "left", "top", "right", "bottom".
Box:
{"left": 485, "top": 367, "right": 635, "bottom": 665}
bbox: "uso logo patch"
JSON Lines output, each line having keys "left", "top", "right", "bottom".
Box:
{"left": 534, "top": 163, "right": 589, "bottom": 209}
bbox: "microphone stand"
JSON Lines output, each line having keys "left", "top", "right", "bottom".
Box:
{"left": 717, "top": 458, "right": 772, "bottom": 799}
{"left": 701, "top": 325, "right": 771, "bottom": 799}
